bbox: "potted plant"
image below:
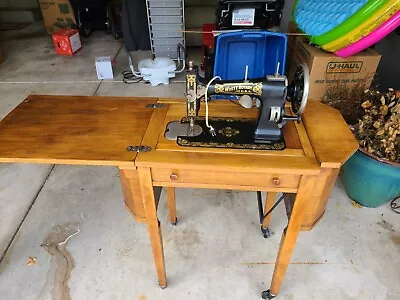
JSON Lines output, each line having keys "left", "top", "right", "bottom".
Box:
{"left": 341, "top": 88, "right": 400, "bottom": 207}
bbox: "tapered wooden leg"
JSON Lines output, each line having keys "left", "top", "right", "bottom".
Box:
{"left": 262, "top": 192, "right": 276, "bottom": 230}
{"left": 138, "top": 167, "right": 167, "bottom": 288}
{"left": 119, "top": 168, "right": 146, "bottom": 223}
{"left": 263, "top": 176, "right": 316, "bottom": 298}
{"left": 166, "top": 187, "right": 177, "bottom": 225}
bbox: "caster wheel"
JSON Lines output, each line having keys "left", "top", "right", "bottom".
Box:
{"left": 261, "top": 290, "right": 275, "bottom": 299}
{"left": 171, "top": 218, "right": 178, "bottom": 226}
{"left": 261, "top": 226, "right": 271, "bottom": 239}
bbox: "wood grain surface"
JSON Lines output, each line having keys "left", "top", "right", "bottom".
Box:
{"left": 138, "top": 167, "right": 167, "bottom": 288}
{"left": 302, "top": 100, "right": 358, "bottom": 168}
{"left": 0, "top": 95, "right": 157, "bottom": 167}
{"left": 269, "top": 175, "right": 317, "bottom": 295}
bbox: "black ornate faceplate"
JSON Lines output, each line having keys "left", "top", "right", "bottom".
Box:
{"left": 177, "top": 117, "right": 285, "bottom": 150}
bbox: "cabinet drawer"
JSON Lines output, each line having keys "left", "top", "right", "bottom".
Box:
{"left": 150, "top": 15, "right": 182, "bottom": 24}
{"left": 151, "top": 24, "right": 183, "bottom": 31}
{"left": 152, "top": 30, "right": 183, "bottom": 38}
{"left": 153, "top": 51, "right": 179, "bottom": 59}
{"left": 152, "top": 37, "right": 183, "bottom": 46}
{"left": 148, "top": 1, "right": 182, "bottom": 8}
{"left": 149, "top": 7, "right": 182, "bottom": 16}
{"left": 151, "top": 168, "right": 300, "bottom": 190}
{"left": 153, "top": 45, "right": 180, "bottom": 53}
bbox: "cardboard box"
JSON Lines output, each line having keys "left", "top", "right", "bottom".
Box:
{"left": 95, "top": 57, "right": 114, "bottom": 80}
{"left": 39, "top": 0, "right": 76, "bottom": 34}
{"left": 52, "top": 29, "right": 81, "bottom": 56}
{"left": 287, "top": 39, "right": 381, "bottom": 101}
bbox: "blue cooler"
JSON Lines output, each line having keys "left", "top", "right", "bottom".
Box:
{"left": 213, "top": 31, "right": 287, "bottom": 80}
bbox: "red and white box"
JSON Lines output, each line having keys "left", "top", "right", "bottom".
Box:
{"left": 52, "top": 28, "right": 81, "bottom": 56}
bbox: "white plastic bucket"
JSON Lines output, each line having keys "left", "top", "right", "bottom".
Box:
{"left": 138, "top": 57, "right": 176, "bottom": 86}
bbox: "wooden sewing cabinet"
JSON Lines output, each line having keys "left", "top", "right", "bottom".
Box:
{"left": 0, "top": 95, "right": 357, "bottom": 298}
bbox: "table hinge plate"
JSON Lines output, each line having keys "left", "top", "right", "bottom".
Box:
{"left": 126, "top": 145, "right": 152, "bottom": 152}
{"left": 146, "top": 103, "right": 166, "bottom": 108}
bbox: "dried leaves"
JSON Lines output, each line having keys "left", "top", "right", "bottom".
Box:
{"left": 321, "top": 82, "right": 367, "bottom": 125}
{"left": 356, "top": 89, "right": 400, "bottom": 163}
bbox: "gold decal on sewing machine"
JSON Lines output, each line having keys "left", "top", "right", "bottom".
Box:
{"left": 214, "top": 83, "right": 263, "bottom": 96}
{"left": 218, "top": 126, "right": 240, "bottom": 137}
{"left": 177, "top": 137, "right": 285, "bottom": 150}
{"left": 186, "top": 74, "right": 197, "bottom": 117}
{"left": 187, "top": 75, "right": 196, "bottom": 85}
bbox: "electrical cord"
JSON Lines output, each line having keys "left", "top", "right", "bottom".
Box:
{"left": 122, "top": 45, "right": 144, "bottom": 84}
{"left": 260, "top": 193, "right": 286, "bottom": 224}
{"left": 122, "top": 70, "right": 143, "bottom": 84}
{"left": 204, "top": 75, "right": 221, "bottom": 136}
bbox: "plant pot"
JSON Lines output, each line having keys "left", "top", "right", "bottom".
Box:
{"left": 341, "top": 149, "right": 400, "bottom": 208}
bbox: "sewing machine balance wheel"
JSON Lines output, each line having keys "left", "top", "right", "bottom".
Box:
{"left": 288, "top": 63, "right": 310, "bottom": 117}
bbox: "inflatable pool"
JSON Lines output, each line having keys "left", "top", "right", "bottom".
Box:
{"left": 293, "top": 0, "right": 395, "bottom": 47}
{"left": 322, "top": 0, "right": 400, "bottom": 52}
{"left": 335, "top": 11, "right": 400, "bottom": 57}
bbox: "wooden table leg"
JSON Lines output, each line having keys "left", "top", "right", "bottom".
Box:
{"left": 262, "top": 175, "right": 316, "bottom": 299}
{"left": 119, "top": 168, "right": 146, "bottom": 223}
{"left": 119, "top": 168, "right": 162, "bottom": 223}
{"left": 138, "top": 167, "right": 167, "bottom": 288}
{"left": 167, "top": 187, "right": 177, "bottom": 225}
{"left": 261, "top": 192, "right": 276, "bottom": 238}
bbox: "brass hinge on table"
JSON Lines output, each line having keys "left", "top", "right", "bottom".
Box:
{"left": 146, "top": 103, "right": 166, "bottom": 108}
{"left": 126, "top": 145, "right": 152, "bottom": 152}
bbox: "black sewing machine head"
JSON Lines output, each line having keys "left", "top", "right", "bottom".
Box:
{"left": 165, "top": 61, "right": 309, "bottom": 150}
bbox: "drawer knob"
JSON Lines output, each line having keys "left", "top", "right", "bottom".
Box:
{"left": 170, "top": 173, "right": 179, "bottom": 181}
{"left": 272, "top": 177, "right": 280, "bottom": 186}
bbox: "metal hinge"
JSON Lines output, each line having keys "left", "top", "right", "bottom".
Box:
{"left": 126, "top": 145, "right": 152, "bottom": 152}
{"left": 146, "top": 103, "right": 166, "bottom": 108}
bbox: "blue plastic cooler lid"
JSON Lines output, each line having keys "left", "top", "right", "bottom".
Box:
{"left": 213, "top": 31, "right": 287, "bottom": 80}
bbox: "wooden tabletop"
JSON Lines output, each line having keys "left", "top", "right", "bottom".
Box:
{"left": 0, "top": 95, "right": 357, "bottom": 170}
{"left": 302, "top": 100, "right": 359, "bottom": 168}
{"left": 0, "top": 95, "right": 157, "bottom": 167}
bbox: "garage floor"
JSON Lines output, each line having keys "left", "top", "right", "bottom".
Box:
{"left": 0, "top": 23, "right": 399, "bottom": 300}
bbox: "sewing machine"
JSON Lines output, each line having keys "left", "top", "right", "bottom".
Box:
{"left": 165, "top": 61, "right": 310, "bottom": 149}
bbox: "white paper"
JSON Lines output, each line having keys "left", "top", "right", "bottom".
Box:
{"left": 95, "top": 56, "right": 114, "bottom": 80}
{"left": 69, "top": 32, "right": 81, "bottom": 53}
{"left": 232, "top": 8, "right": 255, "bottom": 26}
